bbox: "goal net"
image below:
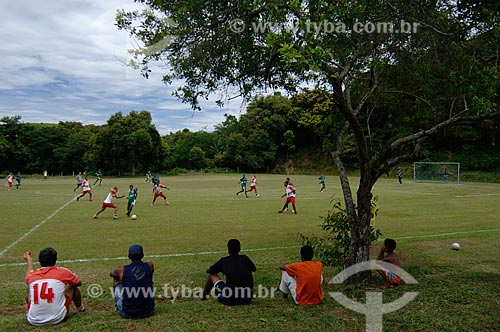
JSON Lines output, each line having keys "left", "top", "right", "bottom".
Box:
{"left": 413, "top": 162, "right": 460, "bottom": 184}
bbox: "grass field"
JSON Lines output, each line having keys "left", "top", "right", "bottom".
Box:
{"left": 0, "top": 174, "right": 499, "bottom": 331}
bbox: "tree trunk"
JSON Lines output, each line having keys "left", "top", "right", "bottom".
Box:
{"left": 347, "top": 186, "right": 373, "bottom": 281}
{"left": 331, "top": 151, "right": 356, "bottom": 231}
{"left": 332, "top": 149, "right": 373, "bottom": 282}
{"left": 131, "top": 163, "right": 136, "bottom": 176}
{"left": 330, "top": 77, "right": 375, "bottom": 281}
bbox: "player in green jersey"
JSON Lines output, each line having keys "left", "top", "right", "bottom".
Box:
{"left": 94, "top": 169, "right": 103, "bottom": 186}
{"left": 126, "top": 184, "right": 138, "bottom": 217}
{"left": 236, "top": 175, "right": 248, "bottom": 198}
{"left": 318, "top": 174, "right": 325, "bottom": 192}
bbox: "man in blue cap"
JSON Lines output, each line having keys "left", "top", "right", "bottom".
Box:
{"left": 110, "top": 244, "right": 155, "bottom": 318}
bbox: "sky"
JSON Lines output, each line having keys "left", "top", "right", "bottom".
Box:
{"left": 0, "top": 0, "right": 245, "bottom": 135}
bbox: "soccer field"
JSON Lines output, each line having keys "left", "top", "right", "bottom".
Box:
{"left": 1, "top": 174, "right": 499, "bottom": 331}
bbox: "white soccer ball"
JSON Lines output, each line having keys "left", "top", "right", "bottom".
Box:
{"left": 451, "top": 242, "right": 461, "bottom": 250}
{"left": 131, "top": 214, "right": 137, "bottom": 220}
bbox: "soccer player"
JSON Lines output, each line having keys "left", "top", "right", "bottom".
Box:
{"left": 279, "top": 245, "right": 323, "bottom": 305}
{"left": 236, "top": 174, "right": 248, "bottom": 197}
{"left": 76, "top": 176, "right": 92, "bottom": 202}
{"left": 6, "top": 172, "right": 13, "bottom": 191}
{"left": 73, "top": 172, "right": 83, "bottom": 192}
{"left": 246, "top": 175, "right": 259, "bottom": 197}
{"left": 43, "top": 169, "right": 48, "bottom": 181}
{"left": 145, "top": 170, "right": 152, "bottom": 183}
{"left": 93, "top": 187, "right": 125, "bottom": 219}
{"left": 152, "top": 183, "right": 170, "bottom": 206}
{"left": 126, "top": 185, "right": 138, "bottom": 217}
{"left": 94, "top": 169, "right": 103, "bottom": 186}
{"left": 318, "top": 174, "right": 326, "bottom": 192}
{"left": 397, "top": 168, "right": 403, "bottom": 184}
{"left": 376, "top": 238, "right": 402, "bottom": 289}
{"left": 278, "top": 180, "right": 297, "bottom": 214}
{"left": 24, "top": 248, "right": 85, "bottom": 326}
{"left": 110, "top": 244, "right": 155, "bottom": 318}
{"left": 202, "top": 239, "right": 256, "bottom": 305}
{"left": 15, "top": 171, "right": 22, "bottom": 189}
{"left": 152, "top": 174, "right": 160, "bottom": 186}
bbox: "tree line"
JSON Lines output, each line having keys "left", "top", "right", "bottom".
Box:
{"left": 1, "top": 88, "right": 498, "bottom": 177}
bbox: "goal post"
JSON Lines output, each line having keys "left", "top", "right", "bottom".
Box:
{"left": 413, "top": 162, "right": 461, "bottom": 184}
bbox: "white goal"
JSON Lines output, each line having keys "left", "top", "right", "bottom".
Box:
{"left": 413, "top": 162, "right": 460, "bottom": 184}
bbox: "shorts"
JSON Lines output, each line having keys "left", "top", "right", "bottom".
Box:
{"left": 241, "top": 185, "right": 247, "bottom": 191}
{"left": 64, "top": 294, "right": 71, "bottom": 317}
{"left": 250, "top": 185, "right": 256, "bottom": 190}
{"left": 279, "top": 271, "right": 298, "bottom": 304}
{"left": 102, "top": 202, "right": 116, "bottom": 209}
{"left": 285, "top": 197, "right": 296, "bottom": 205}
{"left": 214, "top": 280, "right": 226, "bottom": 299}
{"left": 113, "top": 283, "right": 154, "bottom": 319}
{"left": 113, "top": 283, "right": 131, "bottom": 318}
{"left": 82, "top": 190, "right": 91, "bottom": 195}
{"left": 154, "top": 193, "right": 166, "bottom": 199}
{"left": 213, "top": 280, "right": 251, "bottom": 305}
{"left": 385, "top": 271, "right": 402, "bottom": 285}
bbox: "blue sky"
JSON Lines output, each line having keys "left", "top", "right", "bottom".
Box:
{"left": 0, "top": 0, "right": 245, "bottom": 135}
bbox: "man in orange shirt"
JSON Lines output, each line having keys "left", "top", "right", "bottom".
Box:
{"left": 278, "top": 245, "right": 323, "bottom": 305}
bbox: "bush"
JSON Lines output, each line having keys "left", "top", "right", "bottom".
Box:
{"left": 301, "top": 199, "right": 382, "bottom": 268}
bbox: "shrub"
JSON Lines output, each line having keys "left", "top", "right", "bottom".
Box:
{"left": 301, "top": 198, "right": 382, "bottom": 268}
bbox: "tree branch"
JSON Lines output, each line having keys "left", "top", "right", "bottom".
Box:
{"left": 390, "top": 110, "right": 500, "bottom": 151}
{"left": 385, "top": 90, "right": 434, "bottom": 109}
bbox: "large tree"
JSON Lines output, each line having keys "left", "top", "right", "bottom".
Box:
{"left": 94, "top": 111, "right": 163, "bottom": 175}
{"left": 117, "top": 1, "right": 500, "bottom": 274}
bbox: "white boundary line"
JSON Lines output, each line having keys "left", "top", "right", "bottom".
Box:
{"left": 3, "top": 227, "right": 500, "bottom": 268}
{"left": 455, "top": 193, "right": 500, "bottom": 198}
{"left": 394, "top": 228, "right": 500, "bottom": 240}
{"left": 0, "top": 245, "right": 299, "bottom": 268}
{"left": 0, "top": 198, "right": 75, "bottom": 257}
{"left": 2, "top": 229, "right": 500, "bottom": 268}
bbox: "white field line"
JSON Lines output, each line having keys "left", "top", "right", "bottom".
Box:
{"left": 3, "top": 228, "right": 500, "bottom": 268}
{"left": 0, "top": 246, "right": 299, "bottom": 268}
{"left": 455, "top": 193, "right": 500, "bottom": 198}
{"left": 3, "top": 229, "right": 500, "bottom": 268}
{"left": 0, "top": 198, "right": 75, "bottom": 257}
{"left": 394, "top": 228, "right": 500, "bottom": 240}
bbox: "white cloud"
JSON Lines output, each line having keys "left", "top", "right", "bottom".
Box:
{"left": 0, "top": 0, "right": 244, "bottom": 135}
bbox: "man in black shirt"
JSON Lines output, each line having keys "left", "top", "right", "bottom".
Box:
{"left": 202, "top": 239, "right": 256, "bottom": 305}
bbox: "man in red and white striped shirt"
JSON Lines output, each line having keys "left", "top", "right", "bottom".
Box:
{"left": 76, "top": 176, "right": 92, "bottom": 202}
{"left": 93, "top": 187, "right": 124, "bottom": 219}
{"left": 24, "top": 248, "right": 85, "bottom": 326}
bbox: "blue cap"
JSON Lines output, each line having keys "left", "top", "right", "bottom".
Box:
{"left": 128, "top": 244, "right": 144, "bottom": 258}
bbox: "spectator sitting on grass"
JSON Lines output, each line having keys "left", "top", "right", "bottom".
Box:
{"left": 376, "top": 238, "right": 402, "bottom": 289}
{"left": 202, "top": 239, "right": 256, "bottom": 305}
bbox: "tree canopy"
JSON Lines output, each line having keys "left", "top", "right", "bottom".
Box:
{"left": 116, "top": 0, "right": 499, "bottom": 272}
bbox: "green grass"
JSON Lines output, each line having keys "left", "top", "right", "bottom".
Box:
{"left": 0, "top": 174, "right": 499, "bottom": 331}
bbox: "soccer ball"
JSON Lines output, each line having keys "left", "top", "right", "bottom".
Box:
{"left": 451, "top": 242, "right": 460, "bottom": 250}
{"left": 131, "top": 214, "right": 137, "bottom": 220}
